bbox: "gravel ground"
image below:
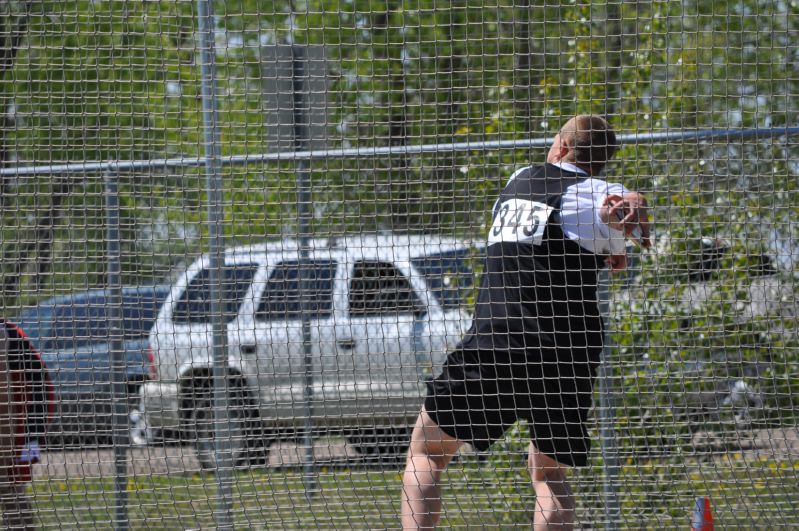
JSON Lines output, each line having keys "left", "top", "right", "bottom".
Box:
{"left": 33, "top": 440, "right": 359, "bottom": 481}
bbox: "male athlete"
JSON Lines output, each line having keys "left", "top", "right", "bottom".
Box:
{"left": 401, "top": 115, "right": 651, "bottom": 529}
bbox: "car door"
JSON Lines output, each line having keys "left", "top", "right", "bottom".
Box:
{"left": 245, "top": 255, "right": 338, "bottom": 424}
{"left": 45, "top": 296, "right": 114, "bottom": 437}
{"left": 334, "top": 258, "right": 428, "bottom": 419}
{"left": 165, "top": 262, "right": 259, "bottom": 382}
{"left": 50, "top": 297, "right": 108, "bottom": 398}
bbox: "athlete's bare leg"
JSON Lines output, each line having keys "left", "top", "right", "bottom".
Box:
{"left": 401, "top": 407, "right": 463, "bottom": 529}
{"left": 528, "top": 443, "right": 575, "bottom": 530}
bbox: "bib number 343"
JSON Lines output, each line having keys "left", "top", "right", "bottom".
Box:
{"left": 488, "top": 199, "right": 552, "bottom": 245}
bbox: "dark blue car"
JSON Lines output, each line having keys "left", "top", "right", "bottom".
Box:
{"left": 14, "top": 285, "right": 169, "bottom": 446}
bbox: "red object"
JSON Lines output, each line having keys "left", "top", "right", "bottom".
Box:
{"left": 2, "top": 320, "right": 55, "bottom": 483}
{"left": 691, "top": 496, "right": 714, "bottom": 531}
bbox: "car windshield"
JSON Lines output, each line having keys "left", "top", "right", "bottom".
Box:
{"left": 411, "top": 248, "right": 481, "bottom": 310}
{"left": 15, "top": 287, "right": 169, "bottom": 351}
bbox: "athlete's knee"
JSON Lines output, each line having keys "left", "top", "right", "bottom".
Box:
{"left": 527, "top": 443, "right": 569, "bottom": 484}
{"left": 405, "top": 409, "right": 461, "bottom": 471}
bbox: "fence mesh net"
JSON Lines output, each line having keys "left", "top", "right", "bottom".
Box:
{"left": 1, "top": 0, "right": 797, "bottom": 528}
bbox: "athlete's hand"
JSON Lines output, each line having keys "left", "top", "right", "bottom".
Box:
{"left": 600, "top": 192, "right": 652, "bottom": 249}
{"left": 606, "top": 254, "right": 628, "bottom": 272}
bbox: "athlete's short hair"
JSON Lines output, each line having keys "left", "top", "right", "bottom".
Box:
{"left": 559, "top": 115, "right": 618, "bottom": 175}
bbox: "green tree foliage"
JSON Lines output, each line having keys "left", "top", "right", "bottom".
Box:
{"left": 607, "top": 0, "right": 799, "bottom": 460}
{"left": 1, "top": 0, "right": 204, "bottom": 298}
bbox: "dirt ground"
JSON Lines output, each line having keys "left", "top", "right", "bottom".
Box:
{"left": 690, "top": 426, "right": 799, "bottom": 460}
{"left": 32, "top": 439, "right": 359, "bottom": 481}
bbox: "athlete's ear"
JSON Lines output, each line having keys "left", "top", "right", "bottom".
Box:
{"left": 556, "top": 134, "right": 570, "bottom": 158}
{"left": 546, "top": 133, "right": 569, "bottom": 163}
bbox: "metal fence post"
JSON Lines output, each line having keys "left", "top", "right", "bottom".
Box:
{"left": 291, "top": 45, "right": 318, "bottom": 499}
{"left": 105, "top": 172, "right": 129, "bottom": 531}
{"left": 598, "top": 271, "right": 621, "bottom": 529}
{"left": 196, "top": 0, "right": 234, "bottom": 528}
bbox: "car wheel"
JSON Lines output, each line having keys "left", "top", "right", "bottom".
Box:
{"left": 184, "top": 380, "right": 265, "bottom": 472}
{"left": 348, "top": 426, "right": 411, "bottom": 464}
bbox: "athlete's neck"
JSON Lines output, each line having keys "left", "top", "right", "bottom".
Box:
{"left": 549, "top": 162, "right": 589, "bottom": 176}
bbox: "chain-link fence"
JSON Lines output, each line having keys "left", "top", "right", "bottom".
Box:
{"left": 1, "top": 1, "right": 798, "bottom": 529}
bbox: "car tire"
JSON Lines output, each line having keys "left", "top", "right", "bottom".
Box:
{"left": 347, "top": 426, "right": 411, "bottom": 464}
{"left": 183, "top": 379, "right": 263, "bottom": 472}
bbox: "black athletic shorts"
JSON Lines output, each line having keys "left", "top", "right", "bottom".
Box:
{"left": 424, "top": 347, "right": 600, "bottom": 467}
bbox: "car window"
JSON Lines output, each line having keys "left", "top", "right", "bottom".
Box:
{"left": 255, "top": 260, "right": 337, "bottom": 321}
{"left": 173, "top": 264, "right": 259, "bottom": 324}
{"left": 52, "top": 298, "right": 108, "bottom": 350}
{"left": 411, "top": 248, "right": 479, "bottom": 310}
{"left": 348, "top": 261, "right": 423, "bottom": 317}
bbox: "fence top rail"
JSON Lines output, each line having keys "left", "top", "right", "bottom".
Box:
{"left": 2, "top": 126, "right": 798, "bottom": 177}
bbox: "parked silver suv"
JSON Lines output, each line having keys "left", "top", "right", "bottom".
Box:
{"left": 141, "top": 233, "right": 480, "bottom": 468}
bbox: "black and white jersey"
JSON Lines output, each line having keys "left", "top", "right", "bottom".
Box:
{"left": 460, "top": 163, "right": 618, "bottom": 357}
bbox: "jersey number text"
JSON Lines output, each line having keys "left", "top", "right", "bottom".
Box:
{"left": 488, "top": 199, "right": 552, "bottom": 245}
